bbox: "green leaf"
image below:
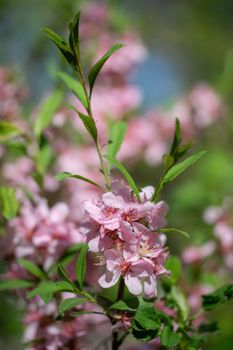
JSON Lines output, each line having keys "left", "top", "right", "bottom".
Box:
{"left": 0, "top": 121, "right": 22, "bottom": 142}
{"left": 34, "top": 90, "right": 63, "bottom": 138}
{"left": 134, "top": 300, "right": 160, "bottom": 330}
{"left": 202, "top": 284, "right": 233, "bottom": 311}
{"left": 68, "top": 12, "right": 81, "bottom": 58}
{"left": 88, "top": 44, "right": 124, "bottom": 96}
{"left": 104, "top": 155, "right": 140, "bottom": 201}
{"left": 28, "top": 281, "right": 74, "bottom": 299}
{"left": 58, "top": 72, "right": 88, "bottom": 109}
{"left": 75, "top": 244, "right": 88, "bottom": 289}
{"left": 18, "top": 259, "right": 47, "bottom": 280}
{"left": 0, "top": 279, "right": 34, "bottom": 291}
{"left": 59, "top": 297, "right": 88, "bottom": 315}
{"left": 0, "top": 186, "right": 19, "bottom": 220}
{"left": 110, "top": 299, "right": 138, "bottom": 312}
{"left": 163, "top": 151, "right": 207, "bottom": 184}
{"left": 171, "top": 286, "right": 189, "bottom": 321}
{"left": 160, "top": 326, "right": 181, "bottom": 347}
{"left": 57, "top": 264, "right": 72, "bottom": 284}
{"left": 107, "top": 121, "right": 127, "bottom": 166}
{"left": 36, "top": 143, "right": 53, "bottom": 174}
{"left": 132, "top": 300, "right": 160, "bottom": 342}
{"left": 70, "top": 106, "right": 98, "bottom": 142}
{"left": 55, "top": 172, "right": 101, "bottom": 188}
{"left": 43, "top": 28, "right": 75, "bottom": 68}
{"left": 170, "top": 118, "right": 181, "bottom": 156}
{"left": 165, "top": 256, "right": 182, "bottom": 284}
{"left": 57, "top": 243, "right": 84, "bottom": 266}
{"left": 160, "top": 228, "right": 189, "bottom": 239}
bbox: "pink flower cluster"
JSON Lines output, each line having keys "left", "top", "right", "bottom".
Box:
{"left": 80, "top": 181, "right": 169, "bottom": 298}
{"left": 204, "top": 200, "right": 233, "bottom": 268}
{"left": 23, "top": 296, "right": 110, "bottom": 350}
{"left": 0, "top": 67, "right": 27, "bottom": 120}
{"left": 4, "top": 197, "right": 83, "bottom": 271}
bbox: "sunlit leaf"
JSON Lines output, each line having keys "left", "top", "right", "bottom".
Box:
{"left": 18, "top": 259, "right": 47, "bottom": 280}
{"left": 107, "top": 121, "right": 127, "bottom": 166}
{"left": 28, "top": 281, "right": 74, "bottom": 299}
{"left": 88, "top": 44, "right": 124, "bottom": 96}
{"left": 59, "top": 297, "right": 88, "bottom": 315}
{"left": 58, "top": 72, "right": 88, "bottom": 109}
{"left": 0, "top": 121, "right": 21, "bottom": 143}
{"left": 55, "top": 172, "right": 101, "bottom": 188}
{"left": 0, "top": 279, "right": 34, "bottom": 291}
{"left": 163, "top": 151, "right": 207, "bottom": 184}
{"left": 34, "top": 90, "right": 63, "bottom": 138}
{"left": 0, "top": 187, "right": 19, "bottom": 220}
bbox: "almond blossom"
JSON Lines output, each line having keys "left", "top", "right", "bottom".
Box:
{"left": 3, "top": 197, "right": 84, "bottom": 271}
{"left": 79, "top": 180, "right": 169, "bottom": 297}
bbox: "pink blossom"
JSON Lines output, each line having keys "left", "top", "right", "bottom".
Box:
{"left": 99, "top": 248, "right": 154, "bottom": 296}
{"left": 182, "top": 241, "right": 216, "bottom": 264}
{"left": 81, "top": 180, "right": 168, "bottom": 253}
{"left": 5, "top": 197, "right": 84, "bottom": 270}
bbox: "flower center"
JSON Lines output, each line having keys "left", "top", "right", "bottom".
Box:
{"left": 102, "top": 206, "right": 118, "bottom": 217}
{"left": 121, "top": 209, "right": 138, "bottom": 223}
{"left": 119, "top": 261, "right": 131, "bottom": 276}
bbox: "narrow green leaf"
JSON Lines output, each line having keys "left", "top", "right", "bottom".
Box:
{"left": 163, "top": 151, "right": 207, "bottom": 184}
{"left": 0, "top": 121, "right": 21, "bottom": 142}
{"left": 58, "top": 72, "right": 88, "bottom": 109}
{"left": 88, "top": 44, "right": 124, "bottom": 96}
{"left": 170, "top": 118, "right": 181, "bottom": 156}
{"left": 75, "top": 243, "right": 88, "bottom": 289}
{"left": 18, "top": 259, "right": 47, "bottom": 280}
{"left": 107, "top": 121, "right": 127, "bottom": 166}
{"left": 0, "top": 279, "right": 34, "bottom": 291}
{"left": 104, "top": 155, "right": 140, "bottom": 201}
{"left": 160, "top": 326, "right": 181, "bottom": 347}
{"left": 36, "top": 143, "right": 53, "bottom": 174}
{"left": 69, "top": 12, "right": 81, "bottom": 57}
{"left": 57, "top": 264, "right": 72, "bottom": 284}
{"left": 70, "top": 105, "right": 98, "bottom": 142}
{"left": 43, "top": 28, "right": 75, "bottom": 67}
{"left": 55, "top": 171, "right": 101, "bottom": 188}
{"left": 0, "top": 186, "right": 19, "bottom": 220}
{"left": 34, "top": 90, "right": 63, "bottom": 138}
{"left": 160, "top": 228, "right": 189, "bottom": 239}
{"left": 28, "top": 281, "right": 74, "bottom": 299}
{"left": 59, "top": 297, "right": 88, "bottom": 315}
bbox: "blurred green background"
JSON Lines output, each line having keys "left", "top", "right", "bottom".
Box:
{"left": 1, "top": 0, "right": 233, "bottom": 349}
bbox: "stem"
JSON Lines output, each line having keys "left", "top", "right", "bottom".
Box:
{"left": 74, "top": 58, "right": 111, "bottom": 191}
{"left": 117, "top": 277, "right": 125, "bottom": 301}
{"left": 111, "top": 278, "right": 126, "bottom": 350}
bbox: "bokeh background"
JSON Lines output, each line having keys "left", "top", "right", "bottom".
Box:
{"left": 1, "top": 0, "right": 233, "bottom": 349}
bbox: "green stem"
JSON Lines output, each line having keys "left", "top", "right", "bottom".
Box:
{"left": 116, "top": 277, "right": 125, "bottom": 301}
{"left": 74, "top": 58, "right": 111, "bottom": 191}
